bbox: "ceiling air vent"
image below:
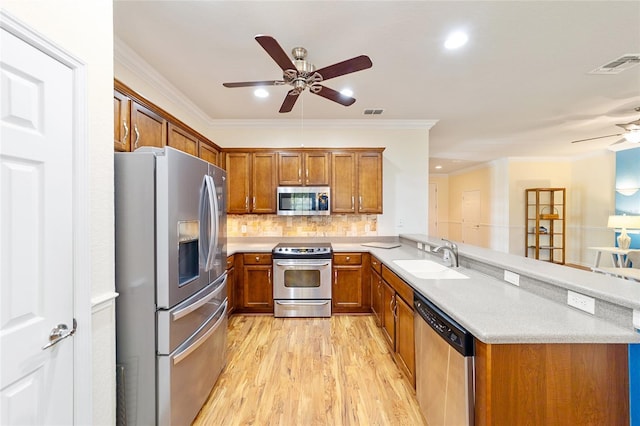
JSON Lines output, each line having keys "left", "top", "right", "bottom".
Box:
{"left": 589, "top": 53, "right": 640, "bottom": 75}
{"left": 363, "top": 109, "right": 384, "bottom": 115}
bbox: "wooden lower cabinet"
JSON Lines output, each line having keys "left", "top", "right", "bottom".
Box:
{"left": 474, "top": 341, "right": 629, "bottom": 425}
{"left": 394, "top": 295, "right": 415, "bottom": 385}
{"left": 238, "top": 253, "right": 273, "bottom": 313}
{"left": 332, "top": 253, "right": 371, "bottom": 314}
{"left": 370, "top": 270, "right": 383, "bottom": 327}
{"left": 226, "top": 255, "right": 235, "bottom": 316}
{"left": 378, "top": 264, "right": 415, "bottom": 387}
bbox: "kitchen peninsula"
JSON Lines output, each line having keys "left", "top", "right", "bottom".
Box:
{"left": 228, "top": 234, "right": 639, "bottom": 425}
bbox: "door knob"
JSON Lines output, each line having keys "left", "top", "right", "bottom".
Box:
{"left": 42, "top": 318, "right": 77, "bottom": 350}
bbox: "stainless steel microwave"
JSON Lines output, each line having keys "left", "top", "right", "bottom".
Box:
{"left": 277, "top": 186, "right": 330, "bottom": 215}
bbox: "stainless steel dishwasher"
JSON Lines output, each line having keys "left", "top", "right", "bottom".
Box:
{"left": 414, "top": 292, "right": 474, "bottom": 426}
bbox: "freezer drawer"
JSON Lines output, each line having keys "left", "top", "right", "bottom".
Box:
{"left": 157, "top": 274, "right": 227, "bottom": 354}
{"left": 157, "top": 300, "right": 228, "bottom": 426}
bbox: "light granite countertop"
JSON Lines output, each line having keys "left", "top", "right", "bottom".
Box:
{"left": 226, "top": 236, "right": 640, "bottom": 344}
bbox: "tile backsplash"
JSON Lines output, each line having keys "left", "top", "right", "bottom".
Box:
{"left": 228, "top": 214, "right": 378, "bottom": 237}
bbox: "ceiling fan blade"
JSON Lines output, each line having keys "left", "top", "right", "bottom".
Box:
{"left": 314, "top": 55, "right": 372, "bottom": 81}
{"left": 312, "top": 85, "right": 356, "bottom": 106}
{"left": 255, "top": 35, "right": 295, "bottom": 71}
{"left": 279, "top": 90, "right": 300, "bottom": 113}
{"left": 570, "top": 133, "right": 622, "bottom": 143}
{"left": 223, "top": 80, "right": 284, "bottom": 88}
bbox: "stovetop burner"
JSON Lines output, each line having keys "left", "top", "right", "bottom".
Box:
{"left": 272, "top": 242, "right": 333, "bottom": 259}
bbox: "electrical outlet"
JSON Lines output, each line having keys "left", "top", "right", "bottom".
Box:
{"left": 417, "top": 242, "right": 423, "bottom": 250}
{"left": 241, "top": 225, "right": 247, "bottom": 233}
{"left": 424, "top": 245, "right": 431, "bottom": 252}
{"left": 504, "top": 270, "right": 520, "bottom": 286}
{"left": 634, "top": 310, "right": 640, "bottom": 330}
{"left": 567, "top": 291, "right": 595, "bottom": 315}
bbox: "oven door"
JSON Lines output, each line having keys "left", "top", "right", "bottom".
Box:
{"left": 273, "top": 259, "right": 332, "bottom": 300}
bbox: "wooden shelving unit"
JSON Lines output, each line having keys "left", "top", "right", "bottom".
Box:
{"left": 525, "top": 188, "right": 565, "bottom": 264}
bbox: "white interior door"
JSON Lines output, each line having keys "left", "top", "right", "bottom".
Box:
{"left": 462, "top": 190, "right": 481, "bottom": 246}
{"left": 1, "top": 25, "right": 75, "bottom": 425}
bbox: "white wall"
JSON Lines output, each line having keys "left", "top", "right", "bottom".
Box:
{"left": 2, "top": 1, "right": 115, "bottom": 425}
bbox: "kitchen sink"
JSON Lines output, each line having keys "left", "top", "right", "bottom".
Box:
{"left": 392, "top": 259, "right": 469, "bottom": 280}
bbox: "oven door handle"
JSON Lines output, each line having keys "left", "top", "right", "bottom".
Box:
{"left": 275, "top": 261, "right": 331, "bottom": 267}
{"left": 275, "top": 301, "right": 330, "bottom": 306}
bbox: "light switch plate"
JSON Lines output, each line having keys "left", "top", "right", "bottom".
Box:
{"left": 567, "top": 290, "right": 595, "bottom": 315}
{"left": 417, "top": 242, "right": 423, "bottom": 250}
{"left": 634, "top": 310, "right": 640, "bottom": 330}
{"left": 504, "top": 270, "right": 520, "bottom": 286}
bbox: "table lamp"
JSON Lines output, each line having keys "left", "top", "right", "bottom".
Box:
{"left": 607, "top": 215, "right": 640, "bottom": 250}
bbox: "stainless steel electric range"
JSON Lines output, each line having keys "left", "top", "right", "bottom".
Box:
{"left": 272, "top": 243, "right": 333, "bottom": 318}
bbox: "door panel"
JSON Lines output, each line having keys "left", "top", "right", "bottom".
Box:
{"left": 1, "top": 26, "right": 74, "bottom": 425}
{"left": 157, "top": 147, "right": 210, "bottom": 308}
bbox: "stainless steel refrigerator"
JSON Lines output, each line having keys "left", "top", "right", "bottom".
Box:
{"left": 115, "top": 147, "right": 227, "bottom": 426}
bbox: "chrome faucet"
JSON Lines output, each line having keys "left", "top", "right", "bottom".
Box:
{"left": 433, "top": 238, "right": 459, "bottom": 268}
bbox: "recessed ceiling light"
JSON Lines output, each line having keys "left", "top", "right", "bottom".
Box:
{"left": 435, "top": 165, "right": 443, "bottom": 170}
{"left": 340, "top": 88, "right": 354, "bottom": 97}
{"left": 254, "top": 88, "right": 269, "bottom": 98}
{"left": 444, "top": 31, "right": 468, "bottom": 50}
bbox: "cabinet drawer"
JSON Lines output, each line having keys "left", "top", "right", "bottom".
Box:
{"left": 382, "top": 265, "right": 414, "bottom": 307}
{"left": 243, "top": 253, "right": 272, "bottom": 265}
{"left": 226, "top": 255, "right": 235, "bottom": 270}
{"left": 333, "top": 253, "right": 362, "bottom": 265}
{"left": 370, "top": 255, "right": 382, "bottom": 274}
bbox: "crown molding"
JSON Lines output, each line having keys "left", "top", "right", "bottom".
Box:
{"left": 114, "top": 37, "right": 213, "bottom": 124}
{"left": 114, "top": 38, "right": 438, "bottom": 131}
{"left": 209, "top": 119, "right": 438, "bottom": 130}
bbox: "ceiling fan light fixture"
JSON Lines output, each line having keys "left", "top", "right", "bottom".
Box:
{"left": 444, "top": 31, "right": 468, "bottom": 50}
{"left": 340, "top": 88, "right": 354, "bottom": 97}
{"left": 624, "top": 129, "right": 640, "bottom": 143}
{"left": 254, "top": 88, "right": 269, "bottom": 98}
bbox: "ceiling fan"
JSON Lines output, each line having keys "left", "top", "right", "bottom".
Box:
{"left": 223, "top": 35, "right": 372, "bottom": 113}
{"left": 571, "top": 108, "right": 640, "bottom": 145}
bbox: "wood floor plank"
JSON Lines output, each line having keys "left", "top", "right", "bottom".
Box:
{"left": 193, "top": 315, "right": 426, "bottom": 426}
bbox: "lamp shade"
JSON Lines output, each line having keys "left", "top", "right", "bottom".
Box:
{"left": 624, "top": 129, "right": 640, "bottom": 143}
{"left": 608, "top": 214, "right": 640, "bottom": 249}
{"left": 607, "top": 215, "right": 640, "bottom": 229}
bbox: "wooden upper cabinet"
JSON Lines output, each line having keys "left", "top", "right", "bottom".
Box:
{"left": 199, "top": 142, "right": 220, "bottom": 166}
{"left": 130, "top": 101, "right": 166, "bottom": 150}
{"left": 226, "top": 152, "right": 251, "bottom": 213}
{"left": 226, "top": 152, "right": 276, "bottom": 214}
{"left": 114, "top": 91, "right": 131, "bottom": 152}
{"left": 304, "top": 152, "right": 330, "bottom": 185}
{"left": 278, "top": 152, "right": 303, "bottom": 185}
{"left": 357, "top": 152, "right": 383, "bottom": 213}
{"left": 251, "top": 152, "right": 277, "bottom": 213}
{"left": 278, "top": 151, "right": 330, "bottom": 186}
{"left": 331, "top": 152, "right": 357, "bottom": 213}
{"left": 167, "top": 123, "right": 198, "bottom": 156}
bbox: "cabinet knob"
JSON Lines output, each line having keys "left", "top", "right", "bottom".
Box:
{"left": 345, "top": 256, "right": 351, "bottom": 262}
{"left": 255, "top": 256, "right": 260, "bottom": 262}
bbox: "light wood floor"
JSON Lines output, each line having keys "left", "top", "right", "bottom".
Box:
{"left": 193, "top": 315, "right": 427, "bottom": 426}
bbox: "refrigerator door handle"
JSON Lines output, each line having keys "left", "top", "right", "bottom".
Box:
{"left": 208, "top": 175, "right": 219, "bottom": 272}
{"left": 171, "top": 275, "right": 227, "bottom": 321}
{"left": 199, "top": 175, "right": 217, "bottom": 271}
